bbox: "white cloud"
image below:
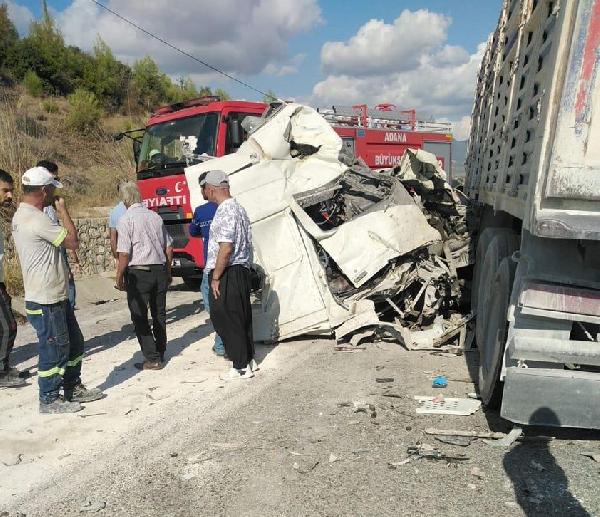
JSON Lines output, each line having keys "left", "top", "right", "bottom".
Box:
{"left": 5, "top": 0, "right": 34, "bottom": 35}
{"left": 313, "top": 11, "right": 485, "bottom": 138}
{"left": 264, "top": 53, "right": 306, "bottom": 76}
{"left": 321, "top": 10, "right": 449, "bottom": 76}
{"left": 56, "top": 0, "right": 321, "bottom": 78}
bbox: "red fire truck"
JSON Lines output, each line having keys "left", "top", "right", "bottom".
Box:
{"left": 318, "top": 103, "right": 453, "bottom": 172}
{"left": 124, "top": 98, "right": 454, "bottom": 286}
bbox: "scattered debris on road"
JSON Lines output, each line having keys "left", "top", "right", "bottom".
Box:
{"left": 482, "top": 427, "right": 523, "bottom": 447}
{"left": 432, "top": 375, "right": 448, "bottom": 388}
{"left": 581, "top": 451, "right": 600, "bottom": 463}
{"left": 80, "top": 500, "right": 107, "bottom": 512}
{"left": 434, "top": 435, "right": 473, "bottom": 447}
{"left": 406, "top": 443, "right": 469, "bottom": 462}
{"left": 470, "top": 466, "right": 485, "bottom": 479}
{"left": 424, "top": 428, "right": 507, "bottom": 440}
{"left": 414, "top": 396, "right": 482, "bottom": 416}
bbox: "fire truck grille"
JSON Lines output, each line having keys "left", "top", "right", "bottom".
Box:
{"left": 165, "top": 223, "right": 189, "bottom": 250}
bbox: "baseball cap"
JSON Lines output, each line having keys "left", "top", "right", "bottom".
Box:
{"left": 22, "top": 167, "right": 63, "bottom": 188}
{"left": 200, "top": 170, "right": 229, "bottom": 187}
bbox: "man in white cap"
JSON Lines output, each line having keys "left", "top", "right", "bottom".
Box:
{"left": 202, "top": 170, "right": 257, "bottom": 380}
{"left": 12, "top": 166, "right": 103, "bottom": 413}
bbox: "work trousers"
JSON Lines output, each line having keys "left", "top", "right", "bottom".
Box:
{"left": 26, "top": 300, "right": 84, "bottom": 404}
{"left": 0, "top": 284, "right": 17, "bottom": 372}
{"left": 126, "top": 266, "right": 168, "bottom": 363}
{"left": 209, "top": 265, "right": 254, "bottom": 370}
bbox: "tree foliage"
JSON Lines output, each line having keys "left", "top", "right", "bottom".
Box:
{"left": 0, "top": 8, "right": 232, "bottom": 114}
{"left": 66, "top": 88, "right": 102, "bottom": 133}
{"left": 0, "top": 4, "right": 18, "bottom": 69}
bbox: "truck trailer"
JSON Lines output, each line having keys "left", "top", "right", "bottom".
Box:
{"left": 466, "top": 0, "right": 600, "bottom": 428}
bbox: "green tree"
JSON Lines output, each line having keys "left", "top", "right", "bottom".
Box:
{"left": 262, "top": 89, "right": 278, "bottom": 103}
{"left": 82, "top": 38, "right": 131, "bottom": 110}
{"left": 166, "top": 76, "right": 199, "bottom": 103}
{"left": 66, "top": 88, "right": 102, "bottom": 133}
{"left": 131, "top": 56, "right": 171, "bottom": 110}
{"left": 0, "top": 3, "right": 18, "bottom": 69}
{"left": 214, "top": 88, "right": 231, "bottom": 101}
{"left": 23, "top": 70, "right": 43, "bottom": 96}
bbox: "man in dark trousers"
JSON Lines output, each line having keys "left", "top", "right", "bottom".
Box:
{"left": 202, "top": 170, "right": 256, "bottom": 381}
{"left": 115, "top": 181, "right": 173, "bottom": 370}
{"left": 0, "top": 169, "right": 24, "bottom": 388}
{"left": 189, "top": 172, "right": 225, "bottom": 357}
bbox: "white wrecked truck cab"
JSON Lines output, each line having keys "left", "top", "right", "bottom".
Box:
{"left": 185, "top": 104, "right": 441, "bottom": 342}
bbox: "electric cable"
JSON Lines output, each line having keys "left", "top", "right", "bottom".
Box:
{"left": 89, "top": 0, "right": 275, "bottom": 99}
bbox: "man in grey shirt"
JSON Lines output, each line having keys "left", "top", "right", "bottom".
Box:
{"left": 203, "top": 170, "right": 256, "bottom": 381}
{"left": 12, "top": 167, "right": 103, "bottom": 413}
{"left": 116, "top": 181, "right": 173, "bottom": 370}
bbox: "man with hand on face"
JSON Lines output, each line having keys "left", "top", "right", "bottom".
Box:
{"left": 37, "top": 160, "right": 80, "bottom": 309}
{"left": 202, "top": 170, "right": 256, "bottom": 381}
{"left": 12, "top": 167, "right": 103, "bottom": 413}
{"left": 0, "top": 169, "right": 25, "bottom": 388}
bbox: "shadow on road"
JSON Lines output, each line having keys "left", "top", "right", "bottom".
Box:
{"left": 464, "top": 347, "right": 595, "bottom": 515}
{"left": 503, "top": 408, "right": 591, "bottom": 516}
{"left": 11, "top": 300, "right": 201, "bottom": 369}
{"left": 97, "top": 322, "right": 212, "bottom": 392}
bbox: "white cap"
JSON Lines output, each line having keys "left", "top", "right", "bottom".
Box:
{"left": 200, "top": 170, "right": 229, "bottom": 187}
{"left": 21, "top": 167, "right": 63, "bottom": 188}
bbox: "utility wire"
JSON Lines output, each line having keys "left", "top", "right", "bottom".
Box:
{"left": 88, "top": 0, "right": 272, "bottom": 99}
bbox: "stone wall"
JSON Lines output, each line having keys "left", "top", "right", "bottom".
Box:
{"left": 74, "top": 217, "right": 114, "bottom": 275}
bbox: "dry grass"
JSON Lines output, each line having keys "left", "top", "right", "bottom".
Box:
{"left": 0, "top": 87, "right": 145, "bottom": 294}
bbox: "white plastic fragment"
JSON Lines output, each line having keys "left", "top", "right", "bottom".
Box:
{"left": 414, "top": 396, "right": 481, "bottom": 416}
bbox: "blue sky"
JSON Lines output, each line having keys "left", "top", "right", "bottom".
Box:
{"left": 7, "top": 0, "right": 502, "bottom": 138}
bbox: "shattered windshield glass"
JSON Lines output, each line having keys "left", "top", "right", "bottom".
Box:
{"left": 138, "top": 113, "right": 219, "bottom": 171}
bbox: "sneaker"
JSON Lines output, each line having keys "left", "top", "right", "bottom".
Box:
{"left": 219, "top": 367, "right": 245, "bottom": 381}
{"left": 39, "top": 399, "right": 83, "bottom": 414}
{"left": 65, "top": 384, "right": 104, "bottom": 403}
{"left": 0, "top": 372, "right": 26, "bottom": 388}
{"left": 241, "top": 366, "right": 255, "bottom": 379}
{"left": 248, "top": 358, "right": 259, "bottom": 372}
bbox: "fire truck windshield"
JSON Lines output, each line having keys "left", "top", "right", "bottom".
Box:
{"left": 138, "top": 112, "right": 219, "bottom": 172}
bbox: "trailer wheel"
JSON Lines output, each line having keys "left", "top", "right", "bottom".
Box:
{"left": 478, "top": 257, "right": 516, "bottom": 408}
{"left": 475, "top": 230, "right": 519, "bottom": 348}
{"left": 471, "top": 228, "right": 514, "bottom": 314}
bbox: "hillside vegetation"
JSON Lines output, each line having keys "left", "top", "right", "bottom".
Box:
{"left": 0, "top": 1, "right": 231, "bottom": 208}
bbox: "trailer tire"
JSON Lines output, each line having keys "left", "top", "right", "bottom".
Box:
{"left": 471, "top": 228, "right": 514, "bottom": 314}
{"left": 478, "top": 257, "right": 516, "bottom": 408}
{"left": 475, "top": 230, "right": 519, "bottom": 348}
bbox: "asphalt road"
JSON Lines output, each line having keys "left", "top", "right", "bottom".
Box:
{"left": 1, "top": 285, "right": 600, "bottom": 516}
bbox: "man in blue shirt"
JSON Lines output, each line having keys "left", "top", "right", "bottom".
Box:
{"left": 189, "top": 173, "right": 225, "bottom": 356}
{"left": 109, "top": 184, "right": 128, "bottom": 259}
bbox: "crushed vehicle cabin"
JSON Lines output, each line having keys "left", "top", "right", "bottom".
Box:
{"left": 185, "top": 103, "right": 469, "bottom": 348}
